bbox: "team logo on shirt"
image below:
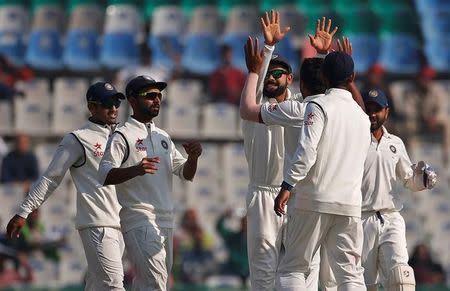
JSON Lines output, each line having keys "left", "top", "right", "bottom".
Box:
{"left": 390, "top": 145, "right": 397, "bottom": 153}
{"left": 136, "top": 138, "right": 147, "bottom": 152}
{"left": 161, "top": 140, "right": 168, "bottom": 150}
{"left": 304, "top": 112, "right": 315, "bottom": 126}
{"left": 93, "top": 142, "right": 104, "bottom": 157}
{"left": 268, "top": 104, "right": 278, "bottom": 112}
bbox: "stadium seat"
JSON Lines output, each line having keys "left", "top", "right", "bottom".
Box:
{"left": 303, "top": 10, "right": 334, "bottom": 35}
{"left": 225, "top": 5, "right": 259, "bottom": 34}
{"left": 181, "top": 0, "right": 211, "bottom": 16}
{"left": 189, "top": 5, "right": 220, "bottom": 34}
{"left": 339, "top": 9, "right": 378, "bottom": 35}
{"left": 68, "top": 4, "right": 103, "bottom": 31}
{"left": 368, "top": 0, "right": 410, "bottom": 14}
{"left": 144, "top": 0, "right": 178, "bottom": 18}
{"left": 379, "top": 34, "right": 420, "bottom": 74}
{"left": 64, "top": 30, "right": 100, "bottom": 71}
{"left": 415, "top": 0, "right": 450, "bottom": 14}
{"left": 378, "top": 7, "right": 419, "bottom": 36}
{"left": 0, "top": 11, "right": 27, "bottom": 64}
{"left": 277, "top": 5, "right": 307, "bottom": 38}
{"left": 167, "top": 79, "right": 204, "bottom": 106}
{"left": 260, "top": 0, "right": 293, "bottom": 11}
{"left": 31, "top": 0, "right": 61, "bottom": 13}
{"left": 164, "top": 104, "right": 200, "bottom": 138}
{"left": 421, "top": 10, "right": 450, "bottom": 39}
{"left": 218, "top": 0, "right": 257, "bottom": 17}
{"left": 332, "top": 0, "right": 367, "bottom": 13}
{"left": 221, "top": 32, "right": 248, "bottom": 72}
{"left": 14, "top": 81, "right": 51, "bottom": 134}
{"left": 148, "top": 35, "right": 183, "bottom": 71}
{"left": 67, "top": 0, "right": 100, "bottom": 13}
{"left": 425, "top": 38, "right": 450, "bottom": 73}
{"left": 0, "top": 101, "right": 12, "bottom": 134}
{"left": 151, "top": 5, "right": 184, "bottom": 35}
{"left": 182, "top": 33, "right": 221, "bottom": 75}
{"left": 272, "top": 35, "right": 299, "bottom": 76}
{"left": 100, "top": 5, "right": 140, "bottom": 69}
{"left": 200, "top": 103, "right": 238, "bottom": 139}
{"left": 296, "top": 0, "right": 330, "bottom": 14}
{"left": 52, "top": 78, "right": 89, "bottom": 134}
{"left": 347, "top": 34, "right": 380, "bottom": 73}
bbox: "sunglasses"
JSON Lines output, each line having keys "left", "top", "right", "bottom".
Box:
{"left": 265, "top": 69, "right": 288, "bottom": 80}
{"left": 89, "top": 99, "right": 121, "bottom": 109}
{"left": 137, "top": 91, "right": 162, "bottom": 100}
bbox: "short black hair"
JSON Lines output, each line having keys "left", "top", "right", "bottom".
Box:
{"left": 300, "top": 58, "right": 327, "bottom": 95}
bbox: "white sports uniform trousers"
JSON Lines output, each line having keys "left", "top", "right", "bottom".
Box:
{"left": 276, "top": 210, "right": 366, "bottom": 291}
{"left": 362, "top": 211, "right": 410, "bottom": 288}
{"left": 123, "top": 224, "right": 173, "bottom": 291}
{"left": 79, "top": 227, "right": 125, "bottom": 291}
{"left": 246, "top": 186, "right": 319, "bottom": 290}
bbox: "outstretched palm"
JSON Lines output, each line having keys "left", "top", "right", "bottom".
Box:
{"left": 309, "top": 17, "right": 338, "bottom": 54}
{"left": 261, "top": 10, "right": 290, "bottom": 46}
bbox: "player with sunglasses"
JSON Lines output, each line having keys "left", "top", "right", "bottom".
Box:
{"left": 7, "top": 82, "right": 127, "bottom": 291}
{"left": 99, "top": 75, "right": 202, "bottom": 290}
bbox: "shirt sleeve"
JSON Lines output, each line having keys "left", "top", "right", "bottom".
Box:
{"left": 256, "top": 45, "right": 275, "bottom": 104}
{"left": 284, "top": 102, "right": 326, "bottom": 187}
{"left": 98, "top": 132, "right": 128, "bottom": 185}
{"left": 396, "top": 140, "right": 426, "bottom": 192}
{"left": 260, "top": 100, "right": 307, "bottom": 127}
{"left": 16, "top": 134, "right": 84, "bottom": 218}
{"left": 170, "top": 141, "right": 188, "bottom": 180}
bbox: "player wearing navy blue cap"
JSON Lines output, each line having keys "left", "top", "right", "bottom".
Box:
{"left": 361, "top": 89, "right": 437, "bottom": 291}
{"left": 99, "top": 75, "right": 202, "bottom": 290}
{"left": 7, "top": 82, "right": 126, "bottom": 291}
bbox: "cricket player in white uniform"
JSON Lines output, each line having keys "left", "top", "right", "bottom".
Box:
{"left": 361, "top": 89, "right": 437, "bottom": 291}
{"left": 238, "top": 10, "right": 297, "bottom": 290}
{"left": 6, "top": 82, "right": 126, "bottom": 291}
{"left": 98, "top": 75, "right": 202, "bottom": 291}
{"left": 274, "top": 51, "right": 371, "bottom": 291}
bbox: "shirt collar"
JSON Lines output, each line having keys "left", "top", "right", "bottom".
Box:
{"left": 87, "top": 118, "right": 115, "bottom": 133}
{"left": 265, "top": 88, "right": 292, "bottom": 103}
{"left": 371, "top": 126, "right": 391, "bottom": 143}
{"left": 303, "top": 93, "right": 324, "bottom": 102}
{"left": 325, "top": 88, "right": 352, "bottom": 99}
{"left": 129, "top": 116, "right": 155, "bottom": 131}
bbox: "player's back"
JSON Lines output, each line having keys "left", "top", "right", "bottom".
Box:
{"left": 296, "top": 88, "right": 371, "bottom": 217}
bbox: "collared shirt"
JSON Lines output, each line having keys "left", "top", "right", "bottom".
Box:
{"left": 17, "top": 121, "right": 121, "bottom": 230}
{"left": 285, "top": 88, "right": 371, "bottom": 217}
{"left": 261, "top": 94, "right": 324, "bottom": 176}
{"left": 361, "top": 127, "right": 425, "bottom": 212}
{"left": 98, "top": 116, "right": 187, "bottom": 232}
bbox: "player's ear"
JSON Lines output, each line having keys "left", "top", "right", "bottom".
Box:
{"left": 385, "top": 107, "right": 390, "bottom": 119}
{"left": 350, "top": 72, "right": 356, "bottom": 82}
{"left": 287, "top": 73, "right": 294, "bottom": 85}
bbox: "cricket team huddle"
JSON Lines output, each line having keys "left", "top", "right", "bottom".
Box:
{"left": 4, "top": 9, "right": 438, "bottom": 291}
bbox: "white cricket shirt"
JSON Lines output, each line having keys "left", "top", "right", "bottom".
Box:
{"left": 361, "top": 127, "right": 425, "bottom": 212}
{"left": 17, "top": 121, "right": 121, "bottom": 230}
{"left": 98, "top": 116, "right": 187, "bottom": 232}
{"left": 285, "top": 88, "right": 371, "bottom": 217}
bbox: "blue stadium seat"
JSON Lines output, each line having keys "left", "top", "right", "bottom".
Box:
{"left": 421, "top": 10, "right": 450, "bottom": 38}
{"left": 347, "top": 34, "right": 379, "bottom": 73}
{"left": 25, "top": 30, "right": 63, "bottom": 70}
{"left": 222, "top": 32, "right": 248, "bottom": 72}
{"left": 63, "top": 30, "right": 100, "bottom": 71}
{"left": 0, "top": 5, "right": 27, "bottom": 64}
{"left": 182, "top": 33, "right": 220, "bottom": 75}
{"left": 273, "top": 35, "right": 299, "bottom": 76}
{"left": 100, "top": 32, "right": 138, "bottom": 69}
{"left": 0, "top": 31, "right": 25, "bottom": 65}
{"left": 379, "top": 34, "right": 420, "bottom": 74}
{"left": 415, "top": 0, "right": 450, "bottom": 15}
{"left": 148, "top": 35, "right": 183, "bottom": 71}
{"left": 425, "top": 38, "right": 450, "bottom": 73}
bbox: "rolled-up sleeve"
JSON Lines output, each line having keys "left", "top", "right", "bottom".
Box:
{"left": 261, "top": 99, "right": 306, "bottom": 127}
{"left": 171, "top": 141, "right": 188, "bottom": 180}
{"left": 98, "top": 132, "right": 128, "bottom": 185}
{"left": 284, "top": 102, "right": 325, "bottom": 187}
{"left": 17, "top": 134, "right": 84, "bottom": 218}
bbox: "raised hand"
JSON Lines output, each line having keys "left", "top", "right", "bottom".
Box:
{"left": 244, "top": 36, "right": 264, "bottom": 74}
{"left": 182, "top": 141, "right": 202, "bottom": 159}
{"left": 7, "top": 215, "right": 26, "bottom": 238}
{"left": 337, "top": 36, "right": 353, "bottom": 56}
{"left": 308, "top": 17, "right": 338, "bottom": 54}
{"left": 261, "top": 10, "right": 291, "bottom": 46}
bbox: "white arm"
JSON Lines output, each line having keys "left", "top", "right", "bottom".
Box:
{"left": 17, "top": 134, "right": 84, "bottom": 218}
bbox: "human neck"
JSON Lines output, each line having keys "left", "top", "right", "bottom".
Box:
{"left": 275, "top": 90, "right": 289, "bottom": 102}
{"left": 372, "top": 127, "right": 384, "bottom": 142}
{"left": 132, "top": 114, "right": 153, "bottom": 124}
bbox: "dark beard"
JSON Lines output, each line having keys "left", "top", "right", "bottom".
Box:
{"left": 263, "top": 83, "right": 287, "bottom": 98}
{"left": 370, "top": 120, "right": 384, "bottom": 132}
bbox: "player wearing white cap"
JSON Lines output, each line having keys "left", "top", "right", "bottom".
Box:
{"left": 361, "top": 89, "right": 437, "bottom": 291}
{"left": 274, "top": 51, "right": 371, "bottom": 291}
{"left": 98, "top": 76, "right": 202, "bottom": 291}
{"left": 6, "top": 82, "right": 126, "bottom": 291}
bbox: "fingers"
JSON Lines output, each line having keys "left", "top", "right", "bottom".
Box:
{"left": 337, "top": 39, "right": 342, "bottom": 51}
{"left": 308, "top": 34, "right": 314, "bottom": 46}
{"left": 143, "top": 157, "right": 159, "bottom": 163}
{"left": 315, "top": 18, "right": 320, "bottom": 35}
{"left": 244, "top": 36, "right": 252, "bottom": 57}
{"left": 275, "top": 10, "right": 280, "bottom": 24}
{"left": 326, "top": 18, "right": 331, "bottom": 33}
{"left": 282, "top": 26, "right": 291, "bottom": 35}
{"left": 263, "top": 11, "right": 270, "bottom": 27}
{"left": 254, "top": 37, "right": 259, "bottom": 56}
{"left": 330, "top": 25, "right": 338, "bottom": 36}
{"left": 321, "top": 16, "right": 325, "bottom": 31}
{"left": 7, "top": 222, "right": 19, "bottom": 239}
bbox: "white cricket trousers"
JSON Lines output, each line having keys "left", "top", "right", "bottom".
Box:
{"left": 79, "top": 227, "right": 125, "bottom": 291}
{"left": 246, "top": 186, "right": 319, "bottom": 291}
{"left": 362, "top": 211, "right": 410, "bottom": 288}
{"left": 123, "top": 224, "right": 173, "bottom": 291}
{"left": 276, "top": 210, "right": 366, "bottom": 291}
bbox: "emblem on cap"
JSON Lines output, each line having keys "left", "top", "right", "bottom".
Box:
{"left": 390, "top": 145, "right": 397, "bottom": 153}
{"left": 272, "top": 54, "right": 278, "bottom": 59}
{"left": 369, "top": 90, "right": 378, "bottom": 98}
{"left": 143, "top": 75, "right": 153, "bottom": 81}
{"left": 105, "top": 83, "right": 113, "bottom": 90}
